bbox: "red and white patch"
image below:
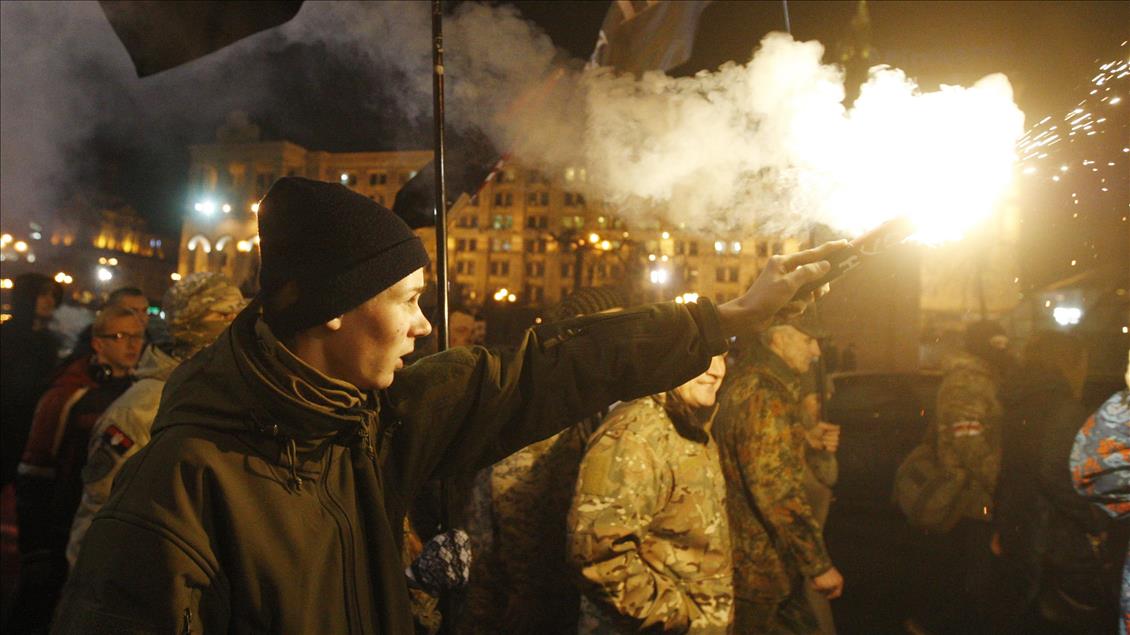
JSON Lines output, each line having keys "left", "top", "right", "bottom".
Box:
{"left": 101, "top": 425, "right": 135, "bottom": 455}
{"left": 952, "top": 420, "right": 984, "bottom": 437}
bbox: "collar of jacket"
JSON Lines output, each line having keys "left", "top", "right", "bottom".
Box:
{"left": 653, "top": 392, "right": 719, "bottom": 444}
{"left": 154, "top": 300, "right": 380, "bottom": 464}
{"left": 133, "top": 345, "right": 180, "bottom": 383}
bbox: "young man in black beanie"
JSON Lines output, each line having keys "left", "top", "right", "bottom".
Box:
{"left": 56, "top": 177, "right": 844, "bottom": 634}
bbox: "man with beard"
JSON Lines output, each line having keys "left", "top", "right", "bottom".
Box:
{"left": 56, "top": 177, "right": 840, "bottom": 633}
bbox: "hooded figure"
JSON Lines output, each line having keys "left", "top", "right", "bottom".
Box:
{"left": 65, "top": 272, "right": 244, "bottom": 567}
{"left": 55, "top": 177, "right": 838, "bottom": 634}
{"left": 0, "top": 273, "right": 62, "bottom": 485}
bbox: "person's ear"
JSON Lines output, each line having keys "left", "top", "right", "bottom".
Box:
{"left": 325, "top": 316, "right": 344, "bottom": 331}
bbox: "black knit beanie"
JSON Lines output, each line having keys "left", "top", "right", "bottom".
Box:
{"left": 257, "top": 177, "right": 429, "bottom": 336}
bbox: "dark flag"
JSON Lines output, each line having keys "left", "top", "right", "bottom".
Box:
{"left": 99, "top": 1, "right": 304, "bottom": 77}
{"left": 589, "top": 0, "right": 712, "bottom": 74}
{"left": 392, "top": 128, "right": 501, "bottom": 229}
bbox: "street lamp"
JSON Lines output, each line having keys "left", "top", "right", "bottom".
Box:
{"left": 97, "top": 267, "right": 113, "bottom": 283}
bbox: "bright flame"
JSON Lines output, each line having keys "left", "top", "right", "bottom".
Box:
{"left": 1052, "top": 306, "right": 1082, "bottom": 326}
{"left": 816, "top": 70, "right": 1024, "bottom": 243}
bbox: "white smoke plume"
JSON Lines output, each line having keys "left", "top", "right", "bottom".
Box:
{"left": 1, "top": 1, "right": 1025, "bottom": 243}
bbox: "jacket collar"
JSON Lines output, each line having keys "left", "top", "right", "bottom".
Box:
{"left": 733, "top": 339, "right": 803, "bottom": 402}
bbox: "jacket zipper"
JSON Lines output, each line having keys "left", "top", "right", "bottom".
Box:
{"left": 317, "top": 449, "right": 365, "bottom": 632}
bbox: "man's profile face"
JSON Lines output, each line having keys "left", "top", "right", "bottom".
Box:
{"left": 92, "top": 314, "right": 145, "bottom": 376}
{"left": 771, "top": 325, "right": 820, "bottom": 374}
{"left": 673, "top": 355, "right": 727, "bottom": 408}
{"left": 449, "top": 311, "right": 476, "bottom": 347}
{"left": 322, "top": 268, "right": 432, "bottom": 390}
{"left": 34, "top": 289, "right": 57, "bottom": 319}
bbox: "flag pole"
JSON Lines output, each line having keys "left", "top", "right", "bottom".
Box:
{"left": 431, "top": 5, "right": 457, "bottom": 633}
{"left": 432, "top": 0, "right": 450, "bottom": 352}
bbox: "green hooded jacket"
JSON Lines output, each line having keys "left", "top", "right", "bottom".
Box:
{"left": 53, "top": 298, "right": 726, "bottom": 634}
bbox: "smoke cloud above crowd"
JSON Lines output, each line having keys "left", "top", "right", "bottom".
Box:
{"left": 1, "top": 1, "right": 1026, "bottom": 241}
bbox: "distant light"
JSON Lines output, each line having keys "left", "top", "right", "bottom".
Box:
{"left": 588, "top": 233, "right": 600, "bottom": 244}
{"left": 236, "top": 240, "right": 253, "bottom": 253}
{"left": 0, "top": 234, "right": 11, "bottom": 246}
{"left": 661, "top": 231, "right": 670, "bottom": 240}
{"left": 251, "top": 202, "right": 260, "bottom": 213}
{"left": 222, "top": 203, "right": 232, "bottom": 214}
{"left": 681, "top": 292, "right": 699, "bottom": 304}
{"left": 99, "top": 257, "right": 107, "bottom": 265}
{"left": 714, "top": 240, "right": 725, "bottom": 253}
{"left": 0, "top": 278, "right": 12, "bottom": 289}
{"left": 107, "top": 257, "right": 118, "bottom": 266}
{"left": 54, "top": 272, "right": 72, "bottom": 284}
{"left": 30, "top": 232, "right": 41, "bottom": 240}
{"left": 13, "top": 240, "right": 27, "bottom": 253}
{"left": 648, "top": 254, "right": 657, "bottom": 262}
{"left": 196, "top": 201, "right": 216, "bottom": 216}
{"left": 96, "top": 267, "right": 113, "bottom": 282}
{"left": 26, "top": 254, "right": 35, "bottom": 263}
{"left": 731, "top": 241, "right": 742, "bottom": 253}
{"left": 507, "top": 293, "right": 517, "bottom": 303}
{"left": 649, "top": 269, "right": 669, "bottom": 285}
{"left": 340, "top": 173, "right": 349, "bottom": 182}
{"left": 1052, "top": 306, "right": 1082, "bottom": 326}
{"left": 660, "top": 255, "right": 669, "bottom": 262}
{"left": 170, "top": 272, "right": 182, "bottom": 281}
{"left": 493, "top": 288, "right": 509, "bottom": 302}
{"left": 1123, "top": 326, "right": 1129, "bottom": 334}
{"left": 1110, "top": 96, "right": 1122, "bottom": 105}
{"left": 600, "top": 240, "right": 611, "bottom": 251}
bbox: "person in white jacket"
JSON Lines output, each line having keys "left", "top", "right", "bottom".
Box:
{"left": 66, "top": 272, "right": 244, "bottom": 566}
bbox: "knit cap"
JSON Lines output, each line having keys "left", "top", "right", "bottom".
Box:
{"left": 164, "top": 272, "right": 245, "bottom": 359}
{"left": 256, "top": 177, "right": 430, "bottom": 336}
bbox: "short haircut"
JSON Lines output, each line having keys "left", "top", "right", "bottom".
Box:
{"left": 1023, "top": 331, "right": 1085, "bottom": 378}
{"left": 107, "top": 286, "right": 146, "bottom": 305}
{"left": 93, "top": 304, "right": 142, "bottom": 335}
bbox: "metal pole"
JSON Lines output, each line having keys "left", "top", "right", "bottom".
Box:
{"left": 432, "top": 0, "right": 450, "bottom": 352}
{"left": 781, "top": 0, "right": 792, "bottom": 33}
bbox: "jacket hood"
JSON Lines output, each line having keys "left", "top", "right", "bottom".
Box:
{"left": 151, "top": 301, "right": 373, "bottom": 454}
{"left": 135, "top": 346, "right": 180, "bottom": 383}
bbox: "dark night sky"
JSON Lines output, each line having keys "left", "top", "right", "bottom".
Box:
{"left": 4, "top": 1, "right": 1127, "bottom": 237}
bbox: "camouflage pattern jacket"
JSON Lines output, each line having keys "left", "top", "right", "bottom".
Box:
{"left": 713, "top": 345, "right": 833, "bottom": 603}
{"left": 569, "top": 395, "right": 733, "bottom": 634}
{"left": 462, "top": 420, "right": 594, "bottom": 635}
{"left": 934, "top": 351, "right": 1003, "bottom": 522}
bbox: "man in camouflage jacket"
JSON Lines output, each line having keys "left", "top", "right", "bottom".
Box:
{"left": 569, "top": 356, "right": 732, "bottom": 634}
{"left": 713, "top": 326, "right": 843, "bottom": 633}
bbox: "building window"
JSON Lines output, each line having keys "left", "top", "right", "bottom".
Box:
{"left": 564, "top": 192, "right": 586, "bottom": 207}
{"left": 369, "top": 172, "right": 388, "bottom": 186}
{"left": 772, "top": 242, "right": 783, "bottom": 255}
{"left": 457, "top": 214, "right": 479, "bottom": 228}
{"left": 561, "top": 263, "right": 572, "bottom": 278}
{"left": 526, "top": 170, "right": 547, "bottom": 184}
{"left": 490, "top": 260, "right": 510, "bottom": 276}
{"left": 494, "top": 192, "right": 514, "bottom": 207}
{"left": 757, "top": 241, "right": 769, "bottom": 257}
{"left": 341, "top": 173, "right": 358, "bottom": 187}
{"left": 491, "top": 214, "right": 514, "bottom": 230}
{"left": 688, "top": 241, "right": 699, "bottom": 256}
{"left": 525, "top": 262, "right": 545, "bottom": 277}
{"left": 675, "top": 241, "right": 685, "bottom": 255}
{"left": 490, "top": 237, "right": 512, "bottom": 252}
{"left": 455, "top": 260, "right": 475, "bottom": 275}
{"left": 716, "top": 267, "right": 726, "bottom": 282}
{"left": 562, "top": 215, "right": 585, "bottom": 229}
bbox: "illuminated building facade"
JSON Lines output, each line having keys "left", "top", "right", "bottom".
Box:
{"left": 0, "top": 193, "right": 173, "bottom": 314}
{"left": 181, "top": 139, "right": 803, "bottom": 311}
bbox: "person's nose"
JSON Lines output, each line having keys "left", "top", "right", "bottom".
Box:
{"left": 412, "top": 310, "right": 433, "bottom": 339}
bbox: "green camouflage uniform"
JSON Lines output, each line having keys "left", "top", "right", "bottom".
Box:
{"left": 568, "top": 395, "right": 733, "bottom": 634}
{"left": 461, "top": 421, "right": 594, "bottom": 634}
{"left": 713, "top": 344, "right": 833, "bottom": 634}
{"left": 933, "top": 351, "right": 1003, "bottom": 522}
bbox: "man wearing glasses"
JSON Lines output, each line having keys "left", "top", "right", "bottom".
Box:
{"left": 10, "top": 304, "right": 143, "bottom": 633}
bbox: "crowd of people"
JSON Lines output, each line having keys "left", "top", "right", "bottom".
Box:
{"left": 0, "top": 176, "right": 1125, "bottom": 634}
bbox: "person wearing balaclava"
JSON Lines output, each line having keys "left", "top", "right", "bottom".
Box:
{"left": 65, "top": 272, "right": 244, "bottom": 567}
{"left": 54, "top": 176, "right": 841, "bottom": 634}
{"left": 921, "top": 320, "right": 1014, "bottom": 633}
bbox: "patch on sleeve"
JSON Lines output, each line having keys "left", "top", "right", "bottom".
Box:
{"left": 101, "top": 425, "right": 136, "bottom": 456}
{"left": 952, "top": 420, "right": 984, "bottom": 437}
